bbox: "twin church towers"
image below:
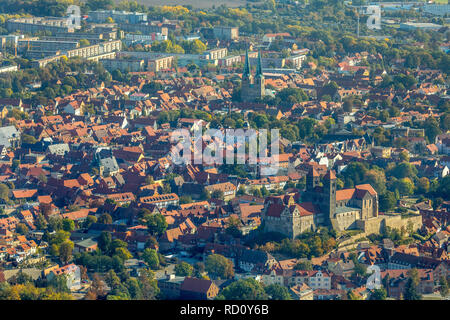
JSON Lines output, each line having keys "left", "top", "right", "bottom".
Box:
{"left": 240, "top": 50, "right": 265, "bottom": 103}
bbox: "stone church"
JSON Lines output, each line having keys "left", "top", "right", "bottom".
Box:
{"left": 240, "top": 50, "right": 265, "bottom": 102}
{"left": 262, "top": 169, "right": 379, "bottom": 239}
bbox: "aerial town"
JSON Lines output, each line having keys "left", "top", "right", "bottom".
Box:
{"left": 0, "top": 0, "right": 448, "bottom": 302}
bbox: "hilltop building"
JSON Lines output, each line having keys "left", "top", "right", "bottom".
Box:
{"left": 262, "top": 169, "right": 379, "bottom": 238}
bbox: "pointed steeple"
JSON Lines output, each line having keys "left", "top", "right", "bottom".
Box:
{"left": 243, "top": 49, "right": 251, "bottom": 79}
{"left": 256, "top": 49, "right": 263, "bottom": 78}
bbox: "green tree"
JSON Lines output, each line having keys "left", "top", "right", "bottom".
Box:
{"left": 35, "top": 213, "right": 48, "bottom": 230}
{"left": 398, "top": 178, "right": 415, "bottom": 196}
{"left": 211, "top": 190, "right": 224, "bottom": 200}
{"left": 62, "top": 219, "right": 75, "bottom": 232}
{"left": 83, "top": 215, "right": 97, "bottom": 229}
{"left": 145, "top": 213, "right": 168, "bottom": 236}
{"left": 0, "top": 183, "right": 9, "bottom": 202}
{"left": 205, "top": 254, "right": 234, "bottom": 279}
{"left": 48, "top": 274, "right": 70, "bottom": 293}
{"left": 439, "top": 276, "right": 448, "bottom": 298}
{"left": 15, "top": 223, "right": 28, "bottom": 235}
{"left": 98, "top": 213, "right": 113, "bottom": 224}
{"left": 142, "top": 248, "right": 159, "bottom": 270}
{"left": 193, "top": 262, "right": 205, "bottom": 278}
{"left": 293, "top": 260, "right": 313, "bottom": 270}
{"left": 370, "top": 288, "right": 387, "bottom": 300}
{"left": 174, "top": 262, "right": 194, "bottom": 277}
{"left": 218, "top": 278, "right": 268, "bottom": 300}
{"left": 404, "top": 269, "right": 422, "bottom": 300}
{"left": 98, "top": 231, "right": 112, "bottom": 253}
{"left": 138, "top": 268, "right": 159, "bottom": 300}
{"left": 380, "top": 191, "right": 397, "bottom": 212}
{"left": 265, "top": 284, "right": 291, "bottom": 300}
{"left": 59, "top": 241, "right": 74, "bottom": 265}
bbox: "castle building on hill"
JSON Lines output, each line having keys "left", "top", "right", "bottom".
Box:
{"left": 240, "top": 49, "right": 265, "bottom": 103}
{"left": 262, "top": 169, "right": 379, "bottom": 239}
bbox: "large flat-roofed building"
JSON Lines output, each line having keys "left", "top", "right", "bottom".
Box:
{"left": 0, "top": 35, "right": 25, "bottom": 49}
{"left": 213, "top": 26, "right": 239, "bottom": 40}
{"left": 148, "top": 55, "right": 174, "bottom": 72}
{"left": 119, "top": 23, "right": 168, "bottom": 36}
{"left": 205, "top": 48, "right": 228, "bottom": 60}
{"left": 423, "top": 4, "right": 450, "bottom": 16}
{"left": 115, "top": 52, "right": 174, "bottom": 71}
{"left": 101, "top": 58, "right": 146, "bottom": 72}
{"left": 18, "top": 40, "right": 79, "bottom": 53}
{"left": 123, "top": 33, "right": 167, "bottom": 46}
{"left": 6, "top": 17, "right": 78, "bottom": 34}
{"left": 31, "top": 39, "right": 121, "bottom": 68}
{"left": 88, "top": 10, "right": 147, "bottom": 24}
{"left": 399, "top": 22, "right": 442, "bottom": 31}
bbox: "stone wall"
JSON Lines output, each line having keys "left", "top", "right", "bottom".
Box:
{"left": 356, "top": 214, "right": 422, "bottom": 236}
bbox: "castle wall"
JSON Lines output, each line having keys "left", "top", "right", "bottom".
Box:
{"left": 333, "top": 210, "right": 360, "bottom": 232}
{"left": 356, "top": 214, "right": 423, "bottom": 235}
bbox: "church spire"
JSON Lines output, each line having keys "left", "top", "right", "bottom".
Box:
{"left": 256, "top": 49, "right": 263, "bottom": 78}
{"left": 243, "top": 49, "right": 251, "bottom": 79}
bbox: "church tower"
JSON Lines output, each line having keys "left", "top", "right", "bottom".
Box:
{"left": 254, "top": 49, "right": 265, "bottom": 98}
{"left": 306, "top": 167, "right": 320, "bottom": 190}
{"left": 240, "top": 49, "right": 265, "bottom": 103}
{"left": 322, "top": 170, "right": 337, "bottom": 225}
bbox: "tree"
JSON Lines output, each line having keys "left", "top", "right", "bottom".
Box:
{"left": 48, "top": 216, "right": 63, "bottom": 232}
{"left": 59, "top": 241, "right": 74, "bottom": 265}
{"left": 398, "top": 178, "right": 415, "bottom": 196}
{"left": 225, "top": 216, "right": 241, "bottom": 238}
{"left": 79, "top": 39, "right": 90, "bottom": 47}
{"left": 211, "top": 190, "right": 224, "bottom": 200}
{"left": 293, "top": 260, "right": 313, "bottom": 270}
{"left": 35, "top": 213, "right": 48, "bottom": 230}
{"left": 189, "top": 39, "right": 207, "bottom": 54}
{"left": 85, "top": 273, "right": 107, "bottom": 300}
{"left": 179, "top": 195, "right": 192, "bottom": 204}
{"left": 352, "top": 262, "right": 367, "bottom": 278}
{"left": 205, "top": 254, "right": 234, "bottom": 279}
{"left": 0, "top": 183, "right": 9, "bottom": 202}
{"left": 62, "top": 218, "right": 75, "bottom": 232}
{"left": 404, "top": 269, "right": 422, "bottom": 300}
{"left": 439, "top": 276, "right": 448, "bottom": 298}
{"left": 380, "top": 191, "right": 396, "bottom": 212}
{"left": 174, "top": 262, "right": 194, "bottom": 277}
{"left": 145, "top": 213, "right": 168, "bottom": 236}
{"left": 218, "top": 278, "right": 268, "bottom": 300}
{"left": 98, "top": 213, "right": 113, "bottom": 224}
{"left": 142, "top": 248, "right": 159, "bottom": 270}
{"left": 48, "top": 274, "right": 70, "bottom": 293}
{"left": 15, "top": 223, "right": 28, "bottom": 235}
{"left": 265, "top": 284, "right": 291, "bottom": 300}
{"left": 193, "top": 262, "right": 205, "bottom": 278}
{"left": 83, "top": 215, "right": 97, "bottom": 229}
{"left": 364, "top": 169, "right": 387, "bottom": 195}
{"left": 390, "top": 162, "right": 417, "bottom": 180}
{"left": 370, "top": 288, "right": 387, "bottom": 300}
{"left": 115, "top": 247, "right": 132, "bottom": 261}
{"left": 138, "top": 268, "right": 159, "bottom": 300}
{"left": 98, "top": 231, "right": 112, "bottom": 253}
{"left": 416, "top": 177, "right": 430, "bottom": 194}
